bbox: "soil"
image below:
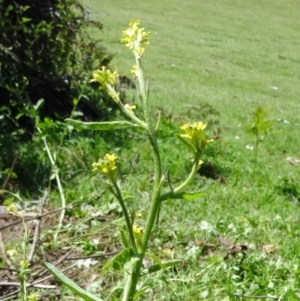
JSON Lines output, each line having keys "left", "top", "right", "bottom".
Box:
{"left": 0, "top": 205, "right": 109, "bottom": 300}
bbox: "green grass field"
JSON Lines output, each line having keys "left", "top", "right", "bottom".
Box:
{"left": 66, "top": 1, "right": 300, "bottom": 299}
{"left": 3, "top": 0, "right": 300, "bottom": 300}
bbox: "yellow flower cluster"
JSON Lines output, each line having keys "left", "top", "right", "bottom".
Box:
{"left": 180, "top": 122, "right": 213, "bottom": 153}
{"left": 28, "top": 293, "right": 38, "bottom": 301}
{"left": 7, "top": 249, "right": 17, "bottom": 259}
{"left": 91, "top": 67, "right": 120, "bottom": 102}
{"left": 130, "top": 65, "right": 138, "bottom": 78}
{"left": 92, "top": 154, "right": 118, "bottom": 180}
{"left": 124, "top": 103, "right": 137, "bottom": 114}
{"left": 20, "top": 259, "right": 30, "bottom": 269}
{"left": 7, "top": 203, "right": 19, "bottom": 214}
{"left": 121, "top": 20, "right": 151, "bottom": 58}
{"left": 132, "top": 224, "right": 144, "bottom": 246}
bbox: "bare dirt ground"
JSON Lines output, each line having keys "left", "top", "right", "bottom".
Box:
{"left": 0, "top": 200, "right": 118, "bottom": 300}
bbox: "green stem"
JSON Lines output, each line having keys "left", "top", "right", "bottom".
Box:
{"left": 112, "top": 180, "right": 138, "bottom": 254}
{"left": 253, "top": 134, "right": 259, "bottom": 178}
{"left": 122, "top": 256, "right": 143, "bottom": 301}
{"left": 136, "top": 55, "right": 162, "bottom": 251}
{"left": 118, "top": 102, "right": 148, "bottom": 129}
{"left": 136, "top": 57, "right": 152, "bottom": 131}
{"left": 141, "top": 134, "right": 162, "bottom": 251}
{"left": 40, "top": 131, "right": 66, "bottom": 243}
{"left": 121, "top": 55, "right": 163, "bottom": 301}
{"left": 106, "top": 83, "right": 148, "bottom": 129}
{"left": 20, "top": 216, "right": 28, "bottom": 301}
{"left": 121, "top": 134, "right": 162, "bottom": 301}
{"left": 20, "top": 279, "right": 26, "bottom": 301}
{"left": 173, "top": 152, "right": 201, "bottom": 193}
{"left": 159, "top": 152, "right": 201, "bottom": 201}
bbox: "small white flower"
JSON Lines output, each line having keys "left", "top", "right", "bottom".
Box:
{"left": 245, "top": 145, "right": 254, "bottom": 150}
{"left": 76, "top": 259, "right": 98, "bottom": 268}
{"left": 235, "top": 136, "right": 240, "bottom": 140}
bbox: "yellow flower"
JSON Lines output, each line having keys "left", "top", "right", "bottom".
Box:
{"left": 124, "top": 104, "right": 137, "bottom": 114}
{"left": 91, "top": 67, "right": 120, "bottom": 102}
{"left": 107, "top": 87, "right": 120, "bottom": 103}
{"left": 179, "top": 122, "right": 213, "bottom": 153}
{"left": 7, "top": 203, "right": 18, "bottom": 214}
{"left": 92, "top": 153, "right": 118, "bottom": 180}
{"left": 121, "top": 20, "right": 151, "bottom": 58}
{"left": 28, "top": 293, "right": 38, "bottom": 301}
{"left": 133, "top": 224, "right": 144, "bottom": 246}
{"left": 91, "top": 66, "right": 118, "bottom": 86}
{"left": 7, "top": 249, "right": 17, "bottom": 259}
{"left": 130, "top": 65, "right": 138, "bottom": 78}
{"left": 20, "top": 260, "right": 30, "bottom": 269}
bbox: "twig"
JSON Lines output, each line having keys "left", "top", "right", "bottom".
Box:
{"left": 1, "top": 262, "right": 77, "bottom": 300}
{"left": 64, "top": 250, "right": 119, "bottom": 261}
{"left": 0, "top": 201, "right": 78, "bottom": 231}
{"left": 27, "top": 189, "right": 49, "bottom": 262}
{"left": 0, "top": 231, "right": 14, "bottom": 271}
{"left": 0, "top": 282, "right": 56, "bottom": 289}
{"left": 233, "top": 293, "right": 279, "bottom": 300}
{"left": 0, "top": 267, "right": 18, "bottom": 272}
{"left": 1, "top": 151, "right": 20, "bottom": 190}
{"left": 33, "top": 249, "right": 75, "bottom": 280}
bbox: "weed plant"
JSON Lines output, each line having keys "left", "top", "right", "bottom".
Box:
{"left": 2, "top": 0, "right": 300, "bottom": 300}
{"left": 41, "top": 20, "right": 213, "bottom": 301}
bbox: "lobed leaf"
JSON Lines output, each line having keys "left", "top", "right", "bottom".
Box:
{"left": 143, "top": 259, "right": 181, "bottom": 275}
{"left": 102, "top": 248, "right": 134, "bottom": 274}
{"left": 65, "top": 119, "right": 138, "bottom": 131}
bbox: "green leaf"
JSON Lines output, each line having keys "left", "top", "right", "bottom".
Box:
{"left": 178, "top": 190, "right": 207, "bottom": 200}
{"left": 65, "top": 119, "right": 138, "bottom": 131}
{"left": 124, "top": 257, "right": 140, "bottom": 274}
{"left": 166, "top": 170, "right": 174, "bottom": 192}
{"left": 21, "top": 17, "right": 32, "bottom": 23}
{"left": 145, "top": 252, "right": 163, "bottom": 268}
{"left": 159, "top": 185, "right": 209, "bottom": 201}
{"left": 0, "top": 190, "right": 22, "bottom": 201}
{"left": 22, "top": 5, "right": 31, "bottom": 12}
{"left": 42, "top": 262, "right": 103, "bottom": 301}
{"left": 102, "top": 248, "right": 133, "bottom": 274}
{"left": 176, "top": 135, "right": 197, "bottom": 153}
{"left": 3, "top": 168, "right": 18, "bottom": 179}
{"left": 133, "top": 286, "right": 149, "bottom": 300}
{"left": 72, "top": 98, "right": 79, "bottom": 106}
{"left": 120, "top": 229, "right": 130, "bottom": 248}
{"left": 33, "top": 98, "right": 44, "bottom": 110}
{"left": 143, "top": 259, "right": 181, "bottom": 275}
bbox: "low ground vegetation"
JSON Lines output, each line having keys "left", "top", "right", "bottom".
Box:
{"left": 1, "top": 0, "right": 300, "bottom": 300}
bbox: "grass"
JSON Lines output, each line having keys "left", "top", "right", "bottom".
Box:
{"left": 3, "top": 0, "right": 300, "bottom": 300}
{"left": 82, "top": 1, "right": 300, "bottom": 299}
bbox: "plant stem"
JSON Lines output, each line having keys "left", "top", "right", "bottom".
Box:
{"left": 20, "top": 216, "right": 28, "bottom": 301}
{"left": 112, "top": 180, "right": 138, "bottom": 254}
{"left": 172, "top": 152, "right": 201, "bottom": 193}
{"left": 253, "top": 134, "right": 259, "bottom": 178}
{"left": 121, "top": 54, "right": 163, "bottom": 301}
{"left": 40, "top": 132, "right": 66, "bottom": 243}
{"left": 135, "top": 55, "right": 162, "bottom": 251}
{"left": 159, "top": 152, "right": 201, "bottom": 201}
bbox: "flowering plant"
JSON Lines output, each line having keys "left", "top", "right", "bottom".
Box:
{"left": 44, "top": 20, "right": 212, "bottom": 301}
